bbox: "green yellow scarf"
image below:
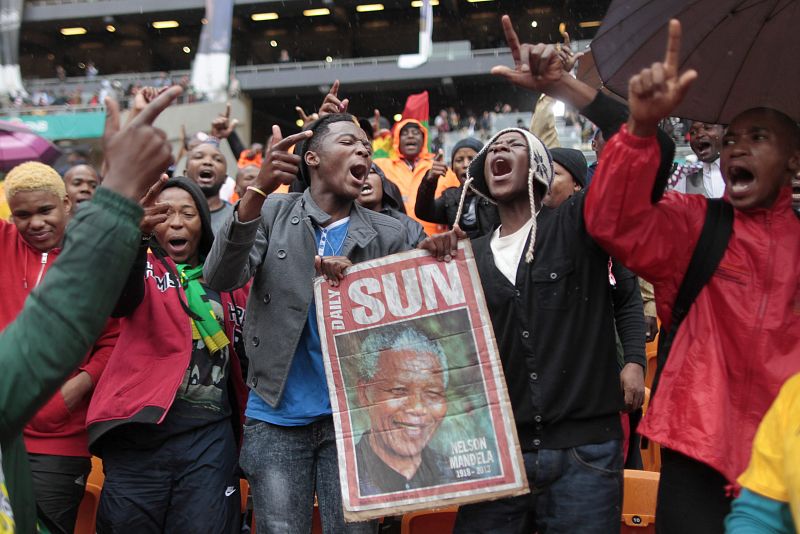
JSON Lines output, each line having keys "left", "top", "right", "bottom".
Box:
{"left": 176, "top": 264, "right": 229, "bottom": 354}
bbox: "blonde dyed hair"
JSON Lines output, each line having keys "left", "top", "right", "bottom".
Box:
{"left": 4, "top": 161, "right": 67, "bottom": 200}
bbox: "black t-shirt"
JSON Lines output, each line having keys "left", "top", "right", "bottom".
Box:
{"left": 103, "top": 285, "right": 232, "bottom": 448}
{"left": 355, "top": 433, "right": 458, "bottom": 496}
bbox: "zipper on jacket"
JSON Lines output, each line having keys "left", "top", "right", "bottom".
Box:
{"left": 34, "top": 252, "right": 48, "bottom": 287}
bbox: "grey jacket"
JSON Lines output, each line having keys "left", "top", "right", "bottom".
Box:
{"left": 203, "top": 189, "right": 409, "bottom": 407}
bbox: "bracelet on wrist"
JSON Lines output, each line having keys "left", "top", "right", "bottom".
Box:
{"left": 247, "top": 185, "right": 268, "bottom": 198}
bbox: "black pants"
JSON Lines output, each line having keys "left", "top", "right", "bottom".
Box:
{"left": 27, "top": 453, "right": 91, "bottom": 534}
{"left": 97, "top": 420, "right": 240, "bottom": 534}
{"left": 656, "top": 449, "right": 732, "bottom": 534}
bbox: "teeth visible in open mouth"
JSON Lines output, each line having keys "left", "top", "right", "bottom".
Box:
{"left": 492, "top": 158, "right": 512, "bottom": 176}
{"left": 199, "top": 169, "right": 215, "bottom": 179}
{"left": 361, "top": 184, "right": 373, "bottom": 193}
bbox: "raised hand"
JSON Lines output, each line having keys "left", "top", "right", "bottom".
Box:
{"left": 627, "top": 19, "right": 697, "bottom": 137}
{"left": 210, "top": 102, "right": 239, "bottom": 139}
{"left": 139, "top": 174, "right": 170, "bottom": 235}
{"left": 295, "top": 106, "right": 319, "bottom": 127}
{"left": 102, "top": 85, "right": 182, "bottom": 201}
{"left": 127, "top": 86, "right": 168, "bottom": 126}
{"left": 318, "top": 80, "right": 349, "bottom": 116}
{"left": 491, "top": 15, "right": 567, "bottom": 93}
{"left": 558, "top": 32, "right": 585, "bottom": 72}
{"left": 423, "top": 149, "right": 447, "bottom": 183}
{"left": 255, "top": 125, "right": 313, "bottom": 194}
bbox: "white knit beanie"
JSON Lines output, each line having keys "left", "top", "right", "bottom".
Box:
{"left": 456, "top": 128, "right": 553, "bottom": 262}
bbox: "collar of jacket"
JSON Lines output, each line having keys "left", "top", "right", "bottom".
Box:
{"left": 298, "top": 189, "right": 378, "bottom": 253}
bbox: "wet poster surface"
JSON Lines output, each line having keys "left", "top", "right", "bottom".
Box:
{"left": 315, "top": 241, "right": 528, "bottom": 521}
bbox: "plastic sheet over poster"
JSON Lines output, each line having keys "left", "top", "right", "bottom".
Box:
{"left": 314, "top": 241, "right": 528, "bottom": 521}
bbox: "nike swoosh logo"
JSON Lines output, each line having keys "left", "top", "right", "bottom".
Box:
{"left": 225, "top": 486, "right": 237, "bottom": 497}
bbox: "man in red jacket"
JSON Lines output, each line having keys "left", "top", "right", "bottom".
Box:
{"left": 1, "top": 161, "right": 118, "bottom": 534}
{"left": 492, "top": 16, "right": 800, "bottom": 534}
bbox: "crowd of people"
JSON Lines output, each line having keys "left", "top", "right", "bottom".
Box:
{"left": 0, "top": 13, "right": 799, "bottom": 534}
{"left": 6, "top": 73, "right": 205, "bottom": 112}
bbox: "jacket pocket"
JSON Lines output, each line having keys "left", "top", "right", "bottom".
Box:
{"left": 531, "top": 259, "right": 575, "bottom": 310}
{"left": 27, "top": 390, "right": 72, "bottom": 433}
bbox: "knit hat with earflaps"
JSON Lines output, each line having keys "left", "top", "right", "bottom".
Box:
{"left": 455, "top": 127, "right": 553, "bottom": 263}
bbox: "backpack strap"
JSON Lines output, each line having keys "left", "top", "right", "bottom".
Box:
{"left": 652, "top": 198, "right": 734, "bottom": 394}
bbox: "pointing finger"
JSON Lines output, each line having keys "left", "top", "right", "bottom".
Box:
{"left": 664, "top": 19, "right": 682, "bottom": 71}
{"left": 272, "top": 129, "right": 313, "bottom": 152}
{"left": 330, "top": 80, "right": 340, "bottom": 97}
{"left": 224, "top": 102, "right": 231, "bottom": 119}
{"left": 435, "top": 149, "right": 444, "bottom": 161}
{"left": 501, "top": 15, "right": 521, "bottom": 68}
{"left": 270, "top": 124, "right": 283, "bottom": 151}
{"left": 103, "top": 96, "right": 120, "bottom": 145}
{"left": 141, "top": 173, "right": 169, "bottom": 205}
{"left": 130, "top": 85, "right": 183, "bottom": 127}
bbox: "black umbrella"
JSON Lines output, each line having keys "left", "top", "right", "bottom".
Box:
{"left": 591, "top": 0, "right": 800, "bottom": 124}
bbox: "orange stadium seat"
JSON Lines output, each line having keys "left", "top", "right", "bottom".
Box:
{"left": 400, "top": 507, "right": 458, "bottom": 534}
{"left": 74, "top": 482, "right": 102, "bottom": 534}
{"left": 621, "top": 469, "right": 660, "bottom": 533}
{"left": 640, "top": 388, "right": 662, "bottom": 472}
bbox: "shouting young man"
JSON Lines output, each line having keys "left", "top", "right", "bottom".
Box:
{"left": 204, "top": 113, "right": 409, "bottom": 533}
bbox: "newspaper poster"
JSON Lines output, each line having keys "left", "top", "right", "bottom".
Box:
{"left": 314, "top": 241, "right": 528, "bottom": 521}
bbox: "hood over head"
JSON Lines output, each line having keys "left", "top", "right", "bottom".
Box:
{"left": 392, "top": 118, "right": 430, "bottom": 161}
{"left": 369, "top": 163, "right": 406, "bottom": 213}
{"left": 461, "top": 127, "right": 554, "bottom": 263}
{"left": 158, "top": 176, "right": 214, "bottom": 262}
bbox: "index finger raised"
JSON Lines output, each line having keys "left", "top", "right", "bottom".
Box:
{"left": 224, "top": 102, "right": 231, "bottom": 119}
{"left": 130, "top": 85, "right": 183, "bottom": 127}
{"left": 501, "top": 15, "right": 521, "bottom": 67}
{"left": 330, "top": 80, "right": 340, "bottom": 97}
{"left": 664, "top": 19, "right": 682, "bottom": 70}
{"left": 272, "top": 129, "right": 313, "bottom": 151}
{"left": 103, "top": 96, "right": 121, "bottom": 145}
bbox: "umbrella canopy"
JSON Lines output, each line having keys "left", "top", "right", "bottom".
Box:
{"left": 591, "top": 0, "right": 800, "bottom": 124}
{"left": 0, "top": 120, "right": 62, "bottom": 172}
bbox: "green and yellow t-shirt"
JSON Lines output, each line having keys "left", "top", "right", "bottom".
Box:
{"left": 738, "top": 372, "right": 800, "bottom": 528}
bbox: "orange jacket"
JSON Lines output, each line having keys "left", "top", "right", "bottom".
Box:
{"left": 373, "top": 119, "right": 460, "bottom": 237}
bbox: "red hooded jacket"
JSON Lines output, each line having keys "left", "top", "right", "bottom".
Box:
{"left": 584, "top": 126, "right": 800, "bottom": 485}
{"left": 0, "top": 219, "right": 118, "bottom": 457}
{"left": 373, "top": 118, "right": 460, "bottom": 237}
{"left": 86, "top": 252, "right": 249, "bottom": 451}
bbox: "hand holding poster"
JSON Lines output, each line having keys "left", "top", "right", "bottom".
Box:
{"left": 314, "top": 241, "right": 528, "bottom": 521}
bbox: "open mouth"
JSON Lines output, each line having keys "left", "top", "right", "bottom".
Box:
{"left": 726, "top": 165, "right": 756, "bottom": 197}
{"left": 694, "top": 140, "right": 711, "bottom": 151}
{"left": 349, "top": 163, "right": 368, "bottom": 182}
{"left": 491, "top": 157, "right": 513, "bottom": 178}
{"left": 197, "top": 168, "right": 216, "bottom": 183}
{"left": 168, "top": 238, "right": 189, "bottom": 254}
{"left": 360, "top": 182, "right": 373, "bottom": 194}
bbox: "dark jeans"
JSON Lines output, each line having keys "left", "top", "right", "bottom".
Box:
{"left": 96, "top": 419, "right": 240, "bottom": 534}
{"left": 27, "top": 453, "right": 91, "bottom": 534}
{"left": 453, "top": 439, "right": 622, "bottom": 534}
{"left": 240, "top": 416, "right": 377, "bottom": 534}
{"left": 656, "top": 449, "right": 732, "bottom": 534}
